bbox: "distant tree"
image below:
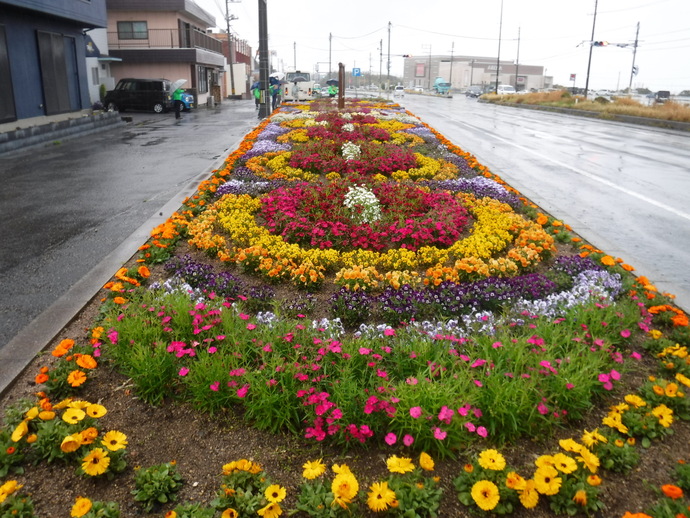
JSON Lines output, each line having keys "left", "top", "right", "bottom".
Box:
{"left": 679, "top": 90, "right": 690, "bottom": 97}
{"left": 635, "top": 87, "right": 651, "bottom": 95}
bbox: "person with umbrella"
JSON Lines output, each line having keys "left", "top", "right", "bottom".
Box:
{"left": 171, "top": 79, "right": 187, "bottom": 120}
{"left": 327, "top": 79, "right": 338, "bottom": 98}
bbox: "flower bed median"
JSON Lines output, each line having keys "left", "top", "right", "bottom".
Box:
{"left": 1, "top": 98, "right": 690, "bottom": 517}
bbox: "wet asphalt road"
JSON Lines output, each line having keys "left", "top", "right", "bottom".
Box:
{"left": 0, "top": 101, "right": 260, "bottom": 361}
{"left": 400, "top": 94, "right": 690, "bottom": 313}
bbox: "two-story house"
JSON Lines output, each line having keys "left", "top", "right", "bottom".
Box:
{"left": 0, "top": 0, "right": 107, "bottom": 124}
{"left": 106, "top": 0, "right": 225, "bottom": 107}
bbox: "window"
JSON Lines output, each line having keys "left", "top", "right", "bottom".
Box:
{"left": 197, "top": 65, "right": 208, "bottom": 93}
{"left": 117, "top": 21, "right": 148, "bottom": 40}
{"left": 91, "top": 67, "right": 99, "bottom": 85}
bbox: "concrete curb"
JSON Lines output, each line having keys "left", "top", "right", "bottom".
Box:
{"left": 0, "top": 111, "right": 125, "bottom": 154}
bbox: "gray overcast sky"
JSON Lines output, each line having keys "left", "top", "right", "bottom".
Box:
{"left": 196, "top": 0, "right": 690, "bottom": 93}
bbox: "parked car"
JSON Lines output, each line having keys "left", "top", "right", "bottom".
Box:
{"left": 104, "top": 78, "right": 173, "bottom": 113}
{"left": 393, "top": 85, "right": 405, "bottom": 97}
{"left": 465, "top": 85, "right": 483, "bottom": 98}
{"left": 496, "top": 84, "right": 516, "bottom": 95}
{"left": 413, "top": 86, "right": 424, "bottom": 93}
{"left": 180, "top": 91, "right": 195, "bottom": 111}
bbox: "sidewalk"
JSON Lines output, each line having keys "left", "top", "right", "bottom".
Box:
{"left": 0, "top": 109, "right": 125, "bottom": 154}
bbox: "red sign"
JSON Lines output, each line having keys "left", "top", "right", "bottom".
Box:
{"left": 570, "top": 74, "right": 576, "bottom": 81}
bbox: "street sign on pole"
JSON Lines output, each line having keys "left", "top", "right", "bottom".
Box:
{"left": 352, "top": 67, "right": 361, "bottom": 77}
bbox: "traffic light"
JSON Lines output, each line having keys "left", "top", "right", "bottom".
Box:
{"left": 592, "top": 41, "right": 609, "bottom": 47}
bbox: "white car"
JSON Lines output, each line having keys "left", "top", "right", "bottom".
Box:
{"left": 393, "top": 85, "right": 405, "bottom": 97}
{"left": 496, "top": 84, "right": 516, "bottom": 95}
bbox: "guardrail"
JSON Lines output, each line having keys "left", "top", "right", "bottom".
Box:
{"left": 107, "top": 29, "right": 222, "bottom": 54}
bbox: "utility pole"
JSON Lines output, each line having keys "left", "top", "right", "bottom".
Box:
{"left": 515, "top": 27, "right": 521, "bottom": 91}
{"left": 293, "top": 42, "right": 296, "bottom": 69}
{"left": 379, "top": 39, "right": 382, "bottom": 88}
{"left": 584, "top": 0, "right": 598, "bottom": 100}
{"left": 449, "top": 42, "right": 454, "bottom": 91}
{"left": 257, "top": 0, "right": 270, "bottom": 118}
{"left": 328, "top": 33, "right": 332, "bottom": 80}
{"left": 224, "top": 0, "right": 240, "bottom": 97}
{"left": 628, "top": 22, "right": 640, "bottom": 94}
{"left": 386, "top": 22, "right": 391, "bottom": 95}
{"left": 495, "top": 0, "right": 503, "bottom": 93}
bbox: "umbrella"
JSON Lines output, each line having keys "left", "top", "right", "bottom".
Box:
{"left": 170, "top": 79, "right": 188, "bottom": 92}
{"left": 269, "top": 72, "right": 284, "bottom": 80}
{"left": 326, "top": 79, "right": 339, "bottom": 86}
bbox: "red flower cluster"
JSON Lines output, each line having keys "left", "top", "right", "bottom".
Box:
{"left": 259, "top": 180, "right": 471, "bottom": 252}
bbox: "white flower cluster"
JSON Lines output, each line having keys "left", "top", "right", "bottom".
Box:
{"left": 342, "top": 123, "right": 355, "bottom": 132}
{"left": 270, "top": 111, "right": 317, "bottom": 123}
{"left": 341, "top": 141, "right": 362, "bottom": 161}
{"left": 343, "top": 184, "right": 382, "bottom": 224}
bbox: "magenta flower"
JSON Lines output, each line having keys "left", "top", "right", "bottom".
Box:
{"left": 620, "top": 329, "right": 631, "bottom": 338}
{"left": 178, "top": 367, "right": 189, "bottom": 377}
{"left": 403, "top": 434, "right": 414, "bottom": 446}
{"left": 433, "top": 427, "right": 447, "bottom": 440}
{"left": 476, "top": 426, "right": 488, "bottom": 438}
{"left": 210, "top": 381, "right": 220, "bottom": 392}
{"left": 537, "top": 402, "right": 549, "bottom": 415}
{"left": 239, "top": 313, "right": 250, "bottom": 320}
{"left": 438, "top": 405, "right": 454, "bottom": 424}
{"left": 385, "top": 433, "right": 397, "bottom": 445}
{"left": 410, "top": 406, "right": 422, "bottom": 418}
{"left": 237, "top": 384, "right": 249, "bottom": 398}
{"left": 358, "top": 347, "right": 372, "bottom": 355}
{"left": 247, "top": 323, "right": 257, "bottom": 330}
{"left": 384, "top": 328, "right": 396, "bottom": 336}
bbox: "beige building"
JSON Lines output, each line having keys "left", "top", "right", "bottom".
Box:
{"left": 106, "top": 0, "right": 225, "bottom": 105}
{"left": 403, "top": 54, "right": 553, "bottom": 93}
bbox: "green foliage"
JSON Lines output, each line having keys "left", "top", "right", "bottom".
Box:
{"left": 674, "top": 461, "right": 690, "bottom": 491}
{"left": 169, "top": 502, "right": 215, "bottom": 518}
{"left": 590, "top": 431, "right": 640, "bottom": 473}
{"left": 0, "top": 429, "right": 25, "bottom": 477}
{"left": 80, "top": 500, "right": 120, "bottom": 518}
{"left": 132, "top": 461, "right": 184, "bottom": 512}
{"left": 546, "top": 472, "right": 605, "bottom": 517}
{"left": 0, "top": 492, "right": 36, "bottom": 518}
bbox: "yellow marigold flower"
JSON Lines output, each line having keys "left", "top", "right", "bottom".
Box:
{"left": 62, "top": 408, "right": 86, "bottom": 424}
{"left": 665, "top": 383, "right": 679, "bottom": 397}
{"left": 581, "top": 429, "right": 607, "bottom": 448}
{"left": 471, "top": 480, "right": 500, "bottom": 511}
{"left": 81, "top": 448, "right": 110, "bottom": 476}
{"left": 419, "top": 452, "right": 435, "bottom": 471}
{"left": 577, "top": 448, "right": 600, "bottom": 474}
{"left": 386, "top": 455, "right": 415, "bottom": 474}
{"left": 367, "top": 481, "right": 397, "bottom": 512}
{"left": 221, "top": 509, "right": 238, "bottom": 518}
{"left": 331, "top": 472, "right": 359, "bottom": 509}
{"left": 71, "top": 497, "right": 92, "bottom": 518}
{"left": 552, "top": 453, "right": 578, "bottom": 474}
{"left": 85, "top": 404, "right": 107, "bottom": 418}
{"left": 478, "top": 449, "right": 506, "bottom": 471}
{"left": 518, "top": 479, "right": 539, "bottom": 509}
{"left": 101, "top": 430, "right": 128, "bottom": 451}
{"left": 80, "top": 427, "right": 98, "bottom": 445}
{"left": 302, "top": 459, "right": 326, "bottom": 480}
{"left": 61, "top": 433, "right": 82, "bottom": 453}
{"left": 624, "top": 394, "right": 647, "bottom": 408}
{"left": 533, "top": 466, "right": 562, "bottom": 495}
{"left": 559, "top": 438, "right": 584, "bottom": 453}
{"left": 257, "top": 502, "right": 282, "bottom": 518}
{"left": 652, "top": 404, "right": 674, "bottom": 427}
{"left": 676, "top": 373, "right": 690, "bottom": 387}
{"left": 11, "top": 419, "right": 29, "bottom": 442}
{"left": 265, "top": 484, "right": 286, "bottom": 504}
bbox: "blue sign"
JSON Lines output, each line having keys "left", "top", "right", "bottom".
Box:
{"left": 352, "top": 68, "right": 361, "bottom": 77}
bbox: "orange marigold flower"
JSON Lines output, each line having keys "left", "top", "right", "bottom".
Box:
{"left": 137, "top": 265, "right": 150, "bottom": 278}
{"left": 113, "top": 297, "right": 127, "bottom": 305}
{"left": 67, "top": 370, "right": 87, "bottom": 388}
{"left": 662, "top": 484, "right": 684, "bottom": 499}
{"left": 601, "top": 255, "right": 616, "bottom": 266}
{"left": 76, "top": 355, "right": 97, "bottom": 370}
{"left": 35, "top": 373, "right": 49, "bottom": 384}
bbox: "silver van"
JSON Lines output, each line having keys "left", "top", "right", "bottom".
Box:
{"left": 496, "top": 84, "right": 516, "bottom": 95}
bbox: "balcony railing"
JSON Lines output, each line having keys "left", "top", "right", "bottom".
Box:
{"left": 108, "top": 28, "right": 223, "bottom": 54}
